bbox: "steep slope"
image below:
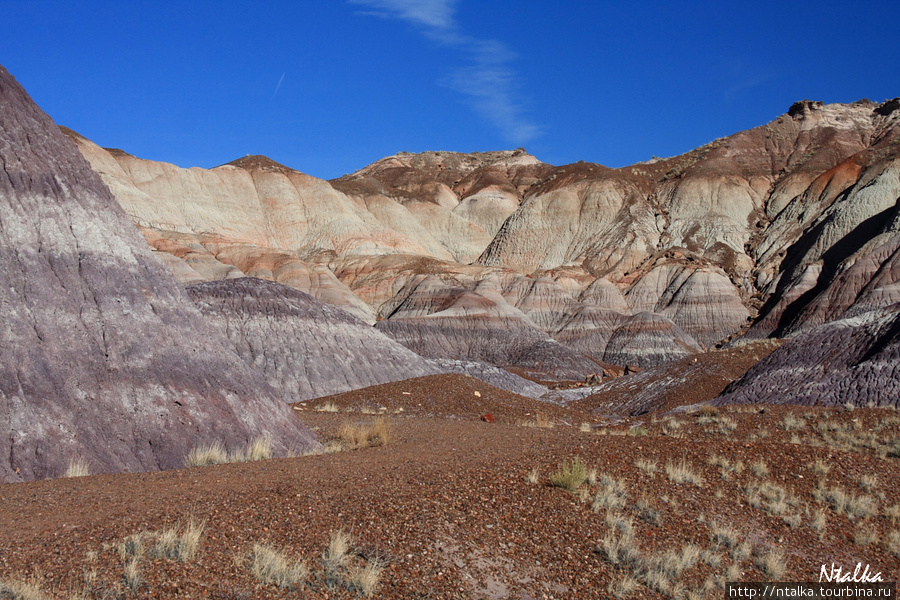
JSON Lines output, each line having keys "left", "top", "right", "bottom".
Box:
{"left": 715, "top": 305, "right": 900, "bottom": 407}
{"left": 0, "top": 65, "right": 318, "bottom": 483}
{"left": 186, "top": 278, "right": 442, "bottom": 401}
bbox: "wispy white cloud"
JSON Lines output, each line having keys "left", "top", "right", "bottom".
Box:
{"left": 349, "top": 0, "right": 541, "bottom": 145}
{"left": 349, "top": 0, "right": 457, "bottom": 30}
{"left": 273, "top": 72, "right": 285, "bottom": 98}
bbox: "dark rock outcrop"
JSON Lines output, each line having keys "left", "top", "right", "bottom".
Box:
{"left": 186, "top": 278, "right": 442, "bottom": 401}
{"left": 0, "top": 65, "right": 318, "bottom": 482}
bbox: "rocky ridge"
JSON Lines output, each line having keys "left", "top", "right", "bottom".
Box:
{"left": 68, "top": 98, "right": 900, "bottom": 378}
{"left": 0, "top": 66, "right": 318, "bottom": 482}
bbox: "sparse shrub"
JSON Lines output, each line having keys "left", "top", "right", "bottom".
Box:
{"left": 323, "top": 530, "right": 353, "bottom": 574}
{"left": 809, "top": 508, "right": 827, "bottom": 536}
{"left": 593, "top": 474, "right": 628, "bottom": 512}
{"left": 0, "top": 579, "right": 50, "bottom": 600}
{"left": 885, "top": 504, "right": 900, "bottom": 524}
{"left": 519, "top": 411, "right": 555, "bottom": 428}
{"left": 346, "top": 562, "right": 384, "bottom": 597}
{"left": 65, "top": 458, "right": 91, "bottom": 478}
{"left": 665, "top": 458, "right": 704, "bottom": 486}
{"left": 607, "top": 574, "right": 640, "bottom": 598}
{"left": 781, "top": 413, "right": 805, "bottom": 431}
{"left": 888, "top": 531, "right": 900, "bottom": 558}
{"left": 634, "top": 458, "right": 657, "bottom": 477}
{"left": 250, "top": 542, "right": 308, "bottom": 589}
{"left": 550, "top": 457, "right": 587, "bottom": 492}
{"left": 858, "top": 474, "right": 878, "bottom": 491}
{"left": 123, "top": 557, "right": 141, "bottom": 593}
{"left": 821, "top": 485, "right": 878, "bottom": 519}
{"left": 243, "top": 435, "right": 273, "bottom": 462}
{"left": 634, "top": 496, "right": 663, "bottom": 526}
{"left": 853, "top": 527, "right": 877, "bottom": 546}
{"left": 754, "top": 547, "right": 786, "bottom": 579}
{"left": 185, "top": 441, "right": 228, "bottom": 467}
{"left": 151, "top": 518, "right": 205, "bottom": 562}
{"left": 731, "top": 541, "right": 752, "bottom": 563}
{"left": 338, "top": 417, "right": 395, "bottom": 449}
{"left": 710, "top": 521, "right": 738, "bottom": 549}
{"left": 750, "top": 460, "right": 769, "bottom": 478}
{"left": 809, "top": 459, "right": 831, "bottom": 476}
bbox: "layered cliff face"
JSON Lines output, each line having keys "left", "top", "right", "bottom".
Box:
{"left": 70, "top": 98, "right": 900, "bottom": 376}
{"left": 0, "top": 66, "right": 319, "bottom": 482}
{"left": 187, "top": 278, "right": 442, "bottom": 401}
{"left": 715, "top": 305, "right": 900, "bottom": 407}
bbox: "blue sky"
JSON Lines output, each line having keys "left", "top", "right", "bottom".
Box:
{"left": 3, "top": 1, "right": 897, "bottom": 179}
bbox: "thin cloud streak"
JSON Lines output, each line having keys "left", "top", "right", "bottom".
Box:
{"left": 350, "top": 0, "right": 541, "bottom": 145}
{"left": 273, "top": 72, "right": 285, "bottom": 98}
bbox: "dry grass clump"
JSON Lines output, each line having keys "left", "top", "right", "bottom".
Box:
{"left": 754, "top": 547, "right": 786, "bottom": 579}
{"left": 123, "top": 558, "right": 141, "bottom": 593}
{"left": 634, "top": 496, "right": 663, "bottom": 526}
{"left": 65, "top": 457, "right": 91, "bottom": 478}
{"left": 781, "top": 413, "right": 805, "bottom": 431}
{"left": 526, "top": 467, "right": 540, "bottom": 484}
{"left": 887, "top": 531, "right": 900, "bottom": 558}
{"left": 634, "top": 458, "right": 657, "bottom": 478}
{"left": 708, "top": 454, "right": 743, "bottom": 480}
{"left": 858, "top": 474, "right": 878, "bottom": 491}
{"left": 809, "top": 459, "right": 831, "bottom": 476}
{"left": 317, "top": 401, "right": 340, "bottom": 413}
{"left": 853, "top": 527, "right": 878, "bottom": 546}
{"left": 550, "top": 457, "right": 587, "bottom": 492}
{"left": 151, "top": 518, "right": 206, "bottom": 562}
{"left": 346, "top": 563, "right": 385, "bottom": 597}
{"left": 808, "top": 508, "right": 827, "bottom": 536}
{"left": 814, "top": 484, "right": 879, "bottom": 519}
{"left": 579, "top": 422, "right": 593, "bottom": 433}
{"left": 749, "top": 460, "right": 769, "bottom": 478}
{"left": 593, "top": 474, "right": 628, "bottom": 513}
{"left": 242, "top": 435, "right": 273, "bottom": 462}
{"left": 518, "top": 411, "right": 555, "bottom": 428}
{"left": 320, "top": 530, "right": 384, "bottom": 596}
{"left": 607, "top": 574, "right": 640, "bottom": 598}
{"left": 184, "top": 441, "right": 229, "bottom": 467}
{"left": 338, "top": 417, "right": 395, "bottom": 449}
{"left": 745, "top": 482, "right": 800, "bottom": 518}
{"left": 0, "top": 579, "right": 51, "bottom": 600}
{"left": 250, "top": 542, "right": 309, "bottom": 589}
{"left": 185, "top": 435, "right": 275, "bottom": 467}
{"left": 709, "top": 521, "right": 739, "bottom": 549}
{"left": 665, "top": 458, "right": 704, "bottom": 487}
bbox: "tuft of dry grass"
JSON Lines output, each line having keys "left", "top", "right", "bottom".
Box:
{"left": 593, "top": 473, "right": 628, "bottom": 513}
{"left": 242, "top": 435, "right": 273, "bottom": 462}
{"left": 709, "top": 521, "right": 738, "bottom": 549}
{"left": 607, "top": 574, "right": 640, "bottom": 598}
{"left": 250, "top": 542, "right": 308, "bottom": 589}
{"left": 346, "top": 562, "right": 384, "bottom": 597}
{"left": 781, "top": 413, "right": 805, "bottom": 431}
{"left": 550, "top": 457, "right": 587, "bottom": 492}
{"left": 579, "top": 422, "right": 592, "bottom": 433}
{"left": 809, "top": 459, "right": 831, "bottom": 476}
{"left": 184, "top": 441, "right": 228, "bottom": 467}
{"left": 887, "top": 531, "right": 900, "bottom": 558}
{"left": 750, "top": 460, "right": 770, "bottom": 478}
{"left": 526, "top": 467, "right": 540, "bottom": 485}
{"left": 152, "top": 518, "right": 206, "bottom": 562}
{"left": 123, "top": 557, "right": 141, "bottom": 593}
{"left": 665, "top": 458, "right": 704, "bottom": 487}
{"left": 0, "top": 579, "right": 50, "bottom": 600}
{"left": 65, "top": 457, "right": 91, "bottom": 478}
{"left": 322, "top": 530, "right": 353, "bottom": 574}
{"left": 634, "top": 458, "right": 657, "bottom": 478}
{"left": 317, "top": 401, "right": 340, "bottom": 413}
{"left": 518, "top": 411, "right": 555, "bottom": 428}
{"left": 754, "top": 547, "right": 786, "bottom": 579}
{"left": 338, "top": 417, "right": 395, "bottom": 449}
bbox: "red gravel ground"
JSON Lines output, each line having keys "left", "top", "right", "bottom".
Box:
{"left": 2, "top": 374, "right": 900, "bottom": 599}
